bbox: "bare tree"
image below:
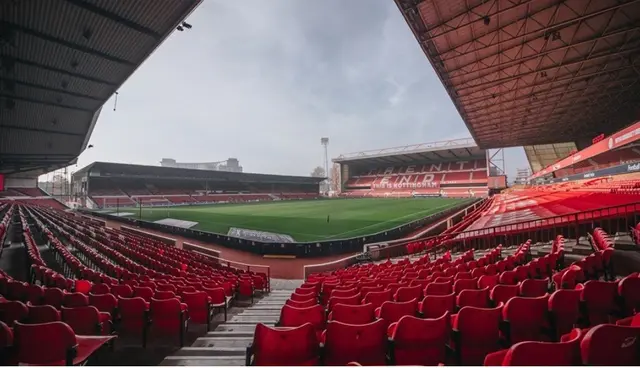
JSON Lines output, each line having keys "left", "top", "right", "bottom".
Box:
{"left": 311, "top": 166, "right": 326, "bottom": 178}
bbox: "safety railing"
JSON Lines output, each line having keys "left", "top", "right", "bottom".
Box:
{"left": 303, "top": 200, "right": 640, "bottom": 278}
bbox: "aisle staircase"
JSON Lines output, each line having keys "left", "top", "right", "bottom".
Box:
{"left": 161, "top": 285, "right": 297, "bottom": 366}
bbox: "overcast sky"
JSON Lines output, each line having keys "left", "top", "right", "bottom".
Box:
{"left": 61, "top": 0, "right": 528, "bottom": 180}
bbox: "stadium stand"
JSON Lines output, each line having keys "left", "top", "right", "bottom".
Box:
{"left": 73, "top": 162, "right": 321, "bottom": 209}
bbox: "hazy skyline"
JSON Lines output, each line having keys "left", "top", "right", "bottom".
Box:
{"left": 53, "top": 0, "right": 529, "bottom": 180}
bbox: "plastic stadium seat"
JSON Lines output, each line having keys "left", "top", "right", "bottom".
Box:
{"left": 291, "top": 292, "right": 316, "bottom": 303}
{"left": 329, "top": 303, "right": 375, "bottom": 324}
{"left": 363, "top": 290, "right": 392, "bottom": 310}
{"left": 89, "top": 293, "right": 118, "bottom": 316}
{"left": 457, "top": 288, "right": 490, "bottom": 309}
{"left": 452, "top": 304, "right": 503, "bottom": 365}
{"left": 13, "top": 321, "right": 116, "bottom": 365}
{"left": 453, "top": 278, "right": 478, "bottom": 294}
{"left": 580, "top": 324, "right": 640, "bottom": 365}
{"left": 111, "top": 284, "right": 134, "bottom": 298}
{"left": 0, "top": 300, "right": 28, "bottom": 325}
{"left": 0, "top": 321, "right": 12, "bottom": 365}
{"left": 580, "top": 280, "right": 620, "bottom": 325}
{"left": 154, "top": 290, "right": 178, "bottom": 300}
{"left": 246, "top": 323, "right": 319, "bottom": 365}
{"left": 499, "top": 270, "right": 518, "bottom": 285}
{"left": 478, "top": 274, "right": 499, "bottom": 290}
{"left": 483, "top": 328, "right": 584, "bottom": 366}
{"left": 419, "top": 293, "right": 456, "bottom": 319}
{"left": 327, "top": 295, "right": 360, "bottom": 312}
{"left": 157, "top": 284, "right": 177, "bottom": 293}
{"left": 75, "top": 280, "right": 92, "bottom": 294}
{"left": 117, "top": 297, "right": 150, "bottom": 347}
{"left": 150, "top": 298, "right": 189, "bottom": 346}
{"left": 375, "top": 299, "right": 418, "bottom": 323}
{"left": 133, "top": 287, "right": 154, "bottom": 302}
{"left": 519, "top": 278, "right": 549, "bottom": 298}
{"left": 27, "top": 304, "right": 61, "bottom": 324}
{"left": 549, "top": 289, "right": 582, "bottom": 339}
{"left": 425, "top": 282, "right": 452, "bottom": 296}
{"left": 61, "top": 306, "right": 110, "bottom": 335}
{"left": 25, "top": 284, "right": 44, "bottom": 305}
{"left": 503, "top": 295, "right": 551, "bottom": 344}
{"left": 490, "top": 284, "right": 519, "bottom": 306}
{"left": 6, "top": 281, "right": 27, "bottom": 301}
{"left": 43, "top": 287, "right": 64, "bottom": 309}
{"left": 182, "top": 291, "right": 214, "bottom": 331}
{"left": 619, "top": 274, "right": 640, "bottom": 316}
{"left": 202, "top": 286, "right": 229, "bottom": 321}
{"left": 388, "top": 313, "right": 449, "bottom": 365}
{"left": 285, "top": 298, "right": 317, "bottom": 308}
{"left": 322, "top": 319, "right": 387, "bottom": 366}
{"left": 238, "top": 279, "right": 254, "bottom": 303}
{"left": 394, "top": 285, "right": 422, "bottom": 302}
{"left": 330, "top": 287, "right": 358, "bottom": 299}
{"left": 63, "top": 292, "right": 89, "bottom": 308}
{"left": 278, "top": 304, "right": 326, "bottom": 337}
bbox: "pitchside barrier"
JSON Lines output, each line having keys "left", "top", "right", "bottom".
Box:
{"left": 82, "top": 199, "right": 481, "bottom": 258}
{"left": 303, "top": 201, "right": 640, "bottom": 277}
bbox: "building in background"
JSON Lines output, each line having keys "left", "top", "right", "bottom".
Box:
{"left": 514, "top": 168, "right": 531, "bottom": 185}
{"left": 160, "top": 158, "right": 242, "bottom": 173}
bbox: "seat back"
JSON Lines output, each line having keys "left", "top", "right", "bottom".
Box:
{"left": 43, "top": 288, "right": 64, "bottom": 308}
{"left": 519, "top": 278, "right": 549, "bottom": 298}
{"left": 13, "top": 321, "right": 76, "bottom": 365}
{"left": 61, "top": 306, "right": 101, "bottom": 335}
{"left": 581, "top": 280, "right": 619, "bottom": 325}
{"left": 89, "top": 293, "right": 118, "bottom": 314}
{"left": 330, "top": 303, "right": 374, "bottom": 324}
{"left": 324, "top": 319, "right": 387, "bottom": 366}
{"left": 395, "top": 286, "right": 422, "bottom": 302}
{"left": 490, "top": 284, "right": 519, "bottom": 306}
{"left": 619, "top": 275, "right": 640, "bottom": 315}
{"left": 285, "top": 298, "right": 317, "bottom": 308}
{"left": 27, "top": 304, "right": 61, "bottom": 324}
{"left": 117, "top": 297, "right": 148, "bottom": 332}
{"left": 150, "top": 298, "right": 185, "bottom": 333}
{"left": 581, "top": 324, "right": 640, "bottom": 365}
{"left": 426, "top": 282, "right": 452, "bottom": 296}
{"left": 251, "top": 323, "right": 319, "bottom": 365}
{"left": 453, "top": 278, "right": 478, "bottom": 294}
{"left": 453, "top": 304, "right": 503, "bottom": 365}
{"left": 0, "top": 300, "right": 28, "bottom": 325}
{"left": 548, "top": 289, "right": 582, "bottom": 338}
{"left": 391, "top": 314, "right": 449, "bottom": 365}
{"left": 279, "top": 304, "right": 325, "bottom": 333}
{"left": 503, "top": 328, "right": 583, "bottom": 365}
{"left": 421, "top": 293, "right": 455, "bottom": 319}
{"left": 504, "top": 295, "right": 550, "bottom": 344}
{"left": 478, "top": 274, "right": 499, "bottom": 290}
{"left": 379, "top": 299, "right": 417, "bottom": 323}
{"left": 133, "top": 287, "right": 154, "bottom": 302}
{"left": 63, "top": 292, "right": 89, "bottom": 307}
{"left": 363, "top": 290, "right": 392, "bottom": 310}
{"left": 327, "top": 294, "right": 360, "bottom": 312}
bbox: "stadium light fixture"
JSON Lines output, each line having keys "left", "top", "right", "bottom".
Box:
{"left": 182, "top": 22, "right": 192, "bottom": 29}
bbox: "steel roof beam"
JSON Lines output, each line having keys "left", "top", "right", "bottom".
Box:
{"left": 10, "top": 57, "right": 117, "bottom": 86}
{"left": 1, "top": 77, "right": 102, "bottom": 101}
{"left": 64, "top": 0, "right": 162, "bottom": 39}
{"left": 4, "top": 22, "right": 135, "bottom": 66}
{"left": 0, "top": 124, "right": 86, "bottom": 137}
{"left": 0, "top": 94, "right": 94, "bottom": 112}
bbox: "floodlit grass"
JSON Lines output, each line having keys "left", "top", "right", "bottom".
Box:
{"left": 112, "top": 198, "right": 464, "bottom": 242}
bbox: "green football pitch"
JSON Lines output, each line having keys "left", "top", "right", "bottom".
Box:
{"left": 110, "top": 198, "right": 465, "bottom": 242}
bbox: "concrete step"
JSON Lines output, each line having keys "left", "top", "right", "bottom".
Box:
{"left": 212, "top": 324, "right": 268, "bottom": 333}
{"left": 191, "top": 336, "right": 253, "bottom": 349}
{"left": 160, "top": 357, "right": 245, "bottom": 366}
{"left": 239, "top": 310, "right": 281, "bottom": 317}
{"left": 228, "top": 315, "right": 278, "bottom": 324}
{"left": 170, "top": 346, "right": 246, "bottom": 357}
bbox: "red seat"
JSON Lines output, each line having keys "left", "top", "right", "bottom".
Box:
{"left": 117, "top": 297, "right": 150, "bottom": 347}
{"left": 43, "top": 288, "right": 64, "bottom": 309}
{"left": 388, "top": 313, "right": 449, "bottom": 365}
{"left": 329, "top": 303, "right": 374, "bottom": 324}
{"left": 61, "top": 306, "right": 110, "bottom": 335}
{"left": 490, "top": 284, "right": 519, "bottom": 306}
{"left": 394, "top": 285, "right": 422, "bottom": 302}
{"left": 580, "top": 280, "right": 619, "bottom": 325}
{"left": 457, "top": 288, "right": 490, "bottom": 309}
{"left": 202, "top": 286, "right": 228, "bottom": 321}
{"left": 362, "top": 290, "right": 392, "bottom": 310}
{"left": 452, "top": 304, "right": 503, "bottom": 365}
{"left": 453, "top": 278, "right": 478, "bottom": 294}
{"left": 13, "top": 321, "right": 116, "bottom": 365}
{"left": 327, "top": 294, "right": 360, "bottom": 312}
{"left": 63, "top": 292, "right": 89, "bottom": 308}
{"left": 27, "top": 304, "right": 61, "bottom": 324}
{"left": 157, "top": 284, "right": 177, "bottom": 293}
{"left": 330, "top": 287, "right": 358, "bottom": 299}
{"left": 548, "top": 289, "right": 582, "bottom": 339}
{"left": 519, "top": 278, "right": 549, "bottom": 298}
{"left": 150, "top": 298, "right": 189, "bottom": 346}
{"left": 0, "top": 300, "right": 28, "bottom": 325}
{"left": 425, "top": 282, "right": 452, "bottom": 296}
{"left": 24, "top": 284, "right": 44, "bottom": 305}
{"left": 278, "top": 304, "right": 325, "bottom": 337}
{"left": 247, "top": 323, "right": 319, "bottom": 365}
{"left": 238, "top": 279, "right": 254, "bottom": 303}
{"left": 580, "top": 324, "right": 640, "bottom": 365}
{"left": 478, "top": 274, "right": 499, "bottom": 290}
{"left": 111, "top": 284, "right": 134, "bottom": 298}
{"left": 90, "top": 283, "right": 110, "bottom": 295}
{"left": 133, "top": 287, "right": 154, "bottom": 302}
{"left": 182, "top": 291, "right": 213, "bottom": 331}
{"left": 483, "top": 328, "right": 583, "bottom": 366}
{"left": 375, "top": 299, "right": 417, "bottom": 323}
{"left": 499, "top": 271, "right": 518, "bottom": 285}
{"left": 0, "top": 321, "right": 12, "bottom": 365}
{"left": 503, "top": 295, "right": 551, "bottom": 344}
{"left": 419, "top": 293, "right": 456, "bottom": 319}
{"left": 6, "top": 281, "right": 27, "bottom": 301}
{"left": 89, "top": 293, "right": 118, "bottom": 317}
{"left": 322, "top": 319, "right": 387, "bottom": 366}
{"left": 285, "top": 298, "right": 317, "bottom": 308}
{"left": 75, "top": 280, "right": 92, "bottom": 294}
{"left": 291, "top": 292, "right": 316, "bottom": 303}
{"left": 619, "top": 274, "right": 640, "bottom": 316}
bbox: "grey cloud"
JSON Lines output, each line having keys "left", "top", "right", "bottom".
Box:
{"left": 69, "top": 0, "right": 529, "bottom": 180}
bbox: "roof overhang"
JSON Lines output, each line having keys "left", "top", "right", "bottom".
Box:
{"left": 0, "top": 0, "right": 203, "bottom": 175}
{"left": 395, "top": 0, "right": 640, "bottom": 149}
{"left": 333, "top": 138, "right": 486, "bottom": 166}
